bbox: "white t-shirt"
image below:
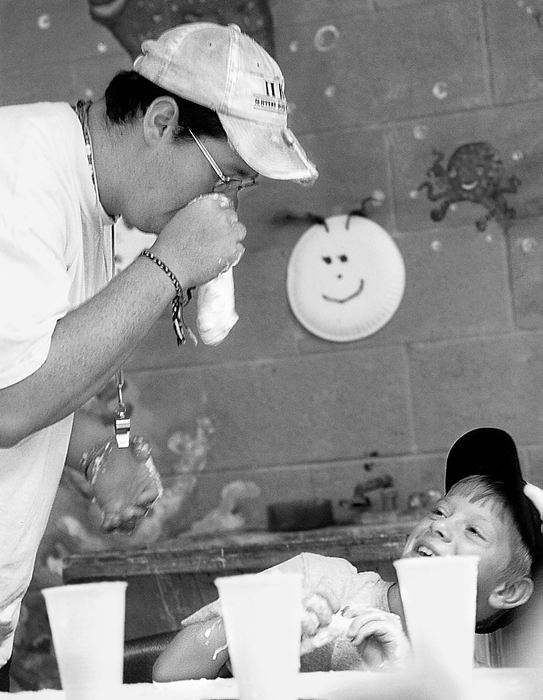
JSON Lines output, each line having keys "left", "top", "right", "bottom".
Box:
{"left": 0, "top": 102, "right": 112, "bottom": 665}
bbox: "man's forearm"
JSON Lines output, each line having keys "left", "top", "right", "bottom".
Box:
{"left": 0, "top": 256, "right": 172, "bottom": 446}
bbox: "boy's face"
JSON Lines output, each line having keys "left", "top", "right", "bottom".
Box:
{"left": 402, "top": 491, "right": 514, "bottom": 621}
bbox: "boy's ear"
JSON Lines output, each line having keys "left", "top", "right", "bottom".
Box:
{"left": 489, "top": 576, "right": 534, "bottom": 610}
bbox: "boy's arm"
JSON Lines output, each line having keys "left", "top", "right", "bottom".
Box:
{"left": 152, "top": 616, "right": 229, "bottom": 682}
{"left": 153, "top": 553, "right": 354, "bottom": 682}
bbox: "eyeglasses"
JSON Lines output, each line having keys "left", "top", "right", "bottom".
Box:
{"left": 187, "top": 127, "right": 259, "bottom": 196}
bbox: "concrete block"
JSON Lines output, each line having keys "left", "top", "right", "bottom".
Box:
{"left": 527, "top": 446, "right": 543, "bottom": 484}
{"left": 0, "top": 51, "right": 128, "bottom": 108}
{"left": 273, "top": 0, "right": 487, "bottom": 133}
{"left": 389, "top": 102, "right": 543, "bottom": 233}
{"left": 508, "top": 217, "right": 543, "bottom": 329}
{"left": 270, "top": 0, "right": 371, "bottom": 28}
{"left": 310, "top": 453, "right": 445, "bottom": 513}
{"left": 409, "top": 332, "right": 543, "bottom": 451}
{"left": 72, "top": 53, "right": 132, "bottom": 103}
{"left": 190, "top": 465, "right": 315, "bottom": 531}
{"left": 237, "top": 126, "right": 393, "bottom": 245}
{"left": 185, "top": 452, "right": 447, "bottom": 531}
{"left": 127, "top": 345, "right": 412, "bottom": 471}
{"left": 0, "top": 0, "right": 125, "bottom": 70}
{"left": 485, "top": 0, "right": 543, "bottom": 105}
{"left": 0, "top": 0, "right": 71, "bottom": 68}
{"left": 387, "top": 224, "right": 513, "bottom": 340}
{"left": 374, "top": 0, "right": 443, "bottom": 7}
{"left": 0, "top": 61, "right": 74, "bottom": 105}
{"left": 295, "top": 223, "right": 513, "bottom": 351}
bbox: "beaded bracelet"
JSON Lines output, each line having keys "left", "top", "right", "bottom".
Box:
{"left": 139, "top": 249, "right": 195, "bottom": 346}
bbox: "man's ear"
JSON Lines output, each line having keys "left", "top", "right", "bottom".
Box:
{"left": 142, "top": 96, "right": 179, "bottom": 144}
{"left": 489, "top": 576, "right": 534, "bottom": 610}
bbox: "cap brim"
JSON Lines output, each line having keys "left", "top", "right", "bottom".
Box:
{"left": 218, "top": 114, "right": 318, "bottom": 184}
{"left": 445, "top": 427, "right": 542, "bottom": 567}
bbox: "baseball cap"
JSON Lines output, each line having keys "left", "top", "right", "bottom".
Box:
{"left": 133, "top": 22, "right": 318, "bottom": 184}
{"left": 445, "top": 427, "right": 543, "bottom": 574}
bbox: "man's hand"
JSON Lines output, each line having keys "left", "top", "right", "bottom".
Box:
{"left": 152, "top": 193, "right": 247, "bottom": 290}
{"left": 90, "top": 441, "right": 163, "bottom": 533}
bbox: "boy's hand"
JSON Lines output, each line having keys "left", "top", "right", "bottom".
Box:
{"left": 343, "top": 607, "right": 411, "bottom": 670}
{"left": 524, "top": 483, "right": 543, "bottom": 527}
{"left": 300, "top": 587, "right": 342, "bottom": 654}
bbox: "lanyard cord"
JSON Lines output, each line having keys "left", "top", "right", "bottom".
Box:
{"left": 75, "top": 100, "right": 130, "bottom": 447}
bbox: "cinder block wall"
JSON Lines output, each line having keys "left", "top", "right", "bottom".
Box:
{"left": 4, "top": 0, "right": 543, "bottom": 528}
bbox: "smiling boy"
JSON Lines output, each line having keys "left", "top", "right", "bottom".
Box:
{"left": 394, "top": 477, "right": 534, "bottom": 634}
{"left": 152, "top": 427, "right": 543, "bottom": 680}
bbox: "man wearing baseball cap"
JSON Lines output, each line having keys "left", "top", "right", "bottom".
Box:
{"left": 133, "top": 22, "right": 318, "bottom": 183}
{"left": 0, "top": 22, "right": 317, "bottom": 689}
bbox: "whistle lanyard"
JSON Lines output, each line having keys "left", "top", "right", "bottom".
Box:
{"left": 75, "top": 99, "right": 130, "bottom": 448}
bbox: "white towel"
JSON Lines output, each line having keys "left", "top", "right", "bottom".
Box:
{"left": 196, "top": 267, "right": 239, "bottom": 346}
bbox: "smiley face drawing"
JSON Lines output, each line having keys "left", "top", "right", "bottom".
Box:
{"left": 287, "top": 215, "right": 405, "bottom": 341}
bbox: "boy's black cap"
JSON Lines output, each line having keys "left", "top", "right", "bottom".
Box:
{"left": 445, "top": 427, "right": 543, "bottom": 572}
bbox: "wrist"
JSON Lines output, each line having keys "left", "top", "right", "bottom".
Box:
{"left": 146, "top": 243, "right": 189, "bottom": 290}
{"left": 133, "top": 253, "right": 176, "bottom": 300}
{"left": 139, "top": 249, "right": 195, "bottom": 346}
{"left": 80, "top": 437, "right": 115, "bottom": 486}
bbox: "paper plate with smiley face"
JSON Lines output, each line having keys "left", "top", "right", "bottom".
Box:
{"left": 287, "top": 215, "right": 405, "bottom": 341}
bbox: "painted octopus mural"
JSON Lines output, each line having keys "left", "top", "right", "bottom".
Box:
{"left": 88, "top": 0, "right": 274, "bottom": 58}
{"left": 418, "top": 142, "right": 520, "bottom": 231}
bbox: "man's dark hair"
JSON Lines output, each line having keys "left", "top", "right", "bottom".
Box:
{"left": 104, "top": 70, "right": 226, "bottom": 141}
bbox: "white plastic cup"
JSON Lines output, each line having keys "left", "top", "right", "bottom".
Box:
{"left": 42, "top": 581, "right": 127, "bottom": 700}
{"left": 393, "top": 556, "right": 479, "bottom": 680}
{"left": 215, "top": 572, "right": 303, "bottom": 700}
